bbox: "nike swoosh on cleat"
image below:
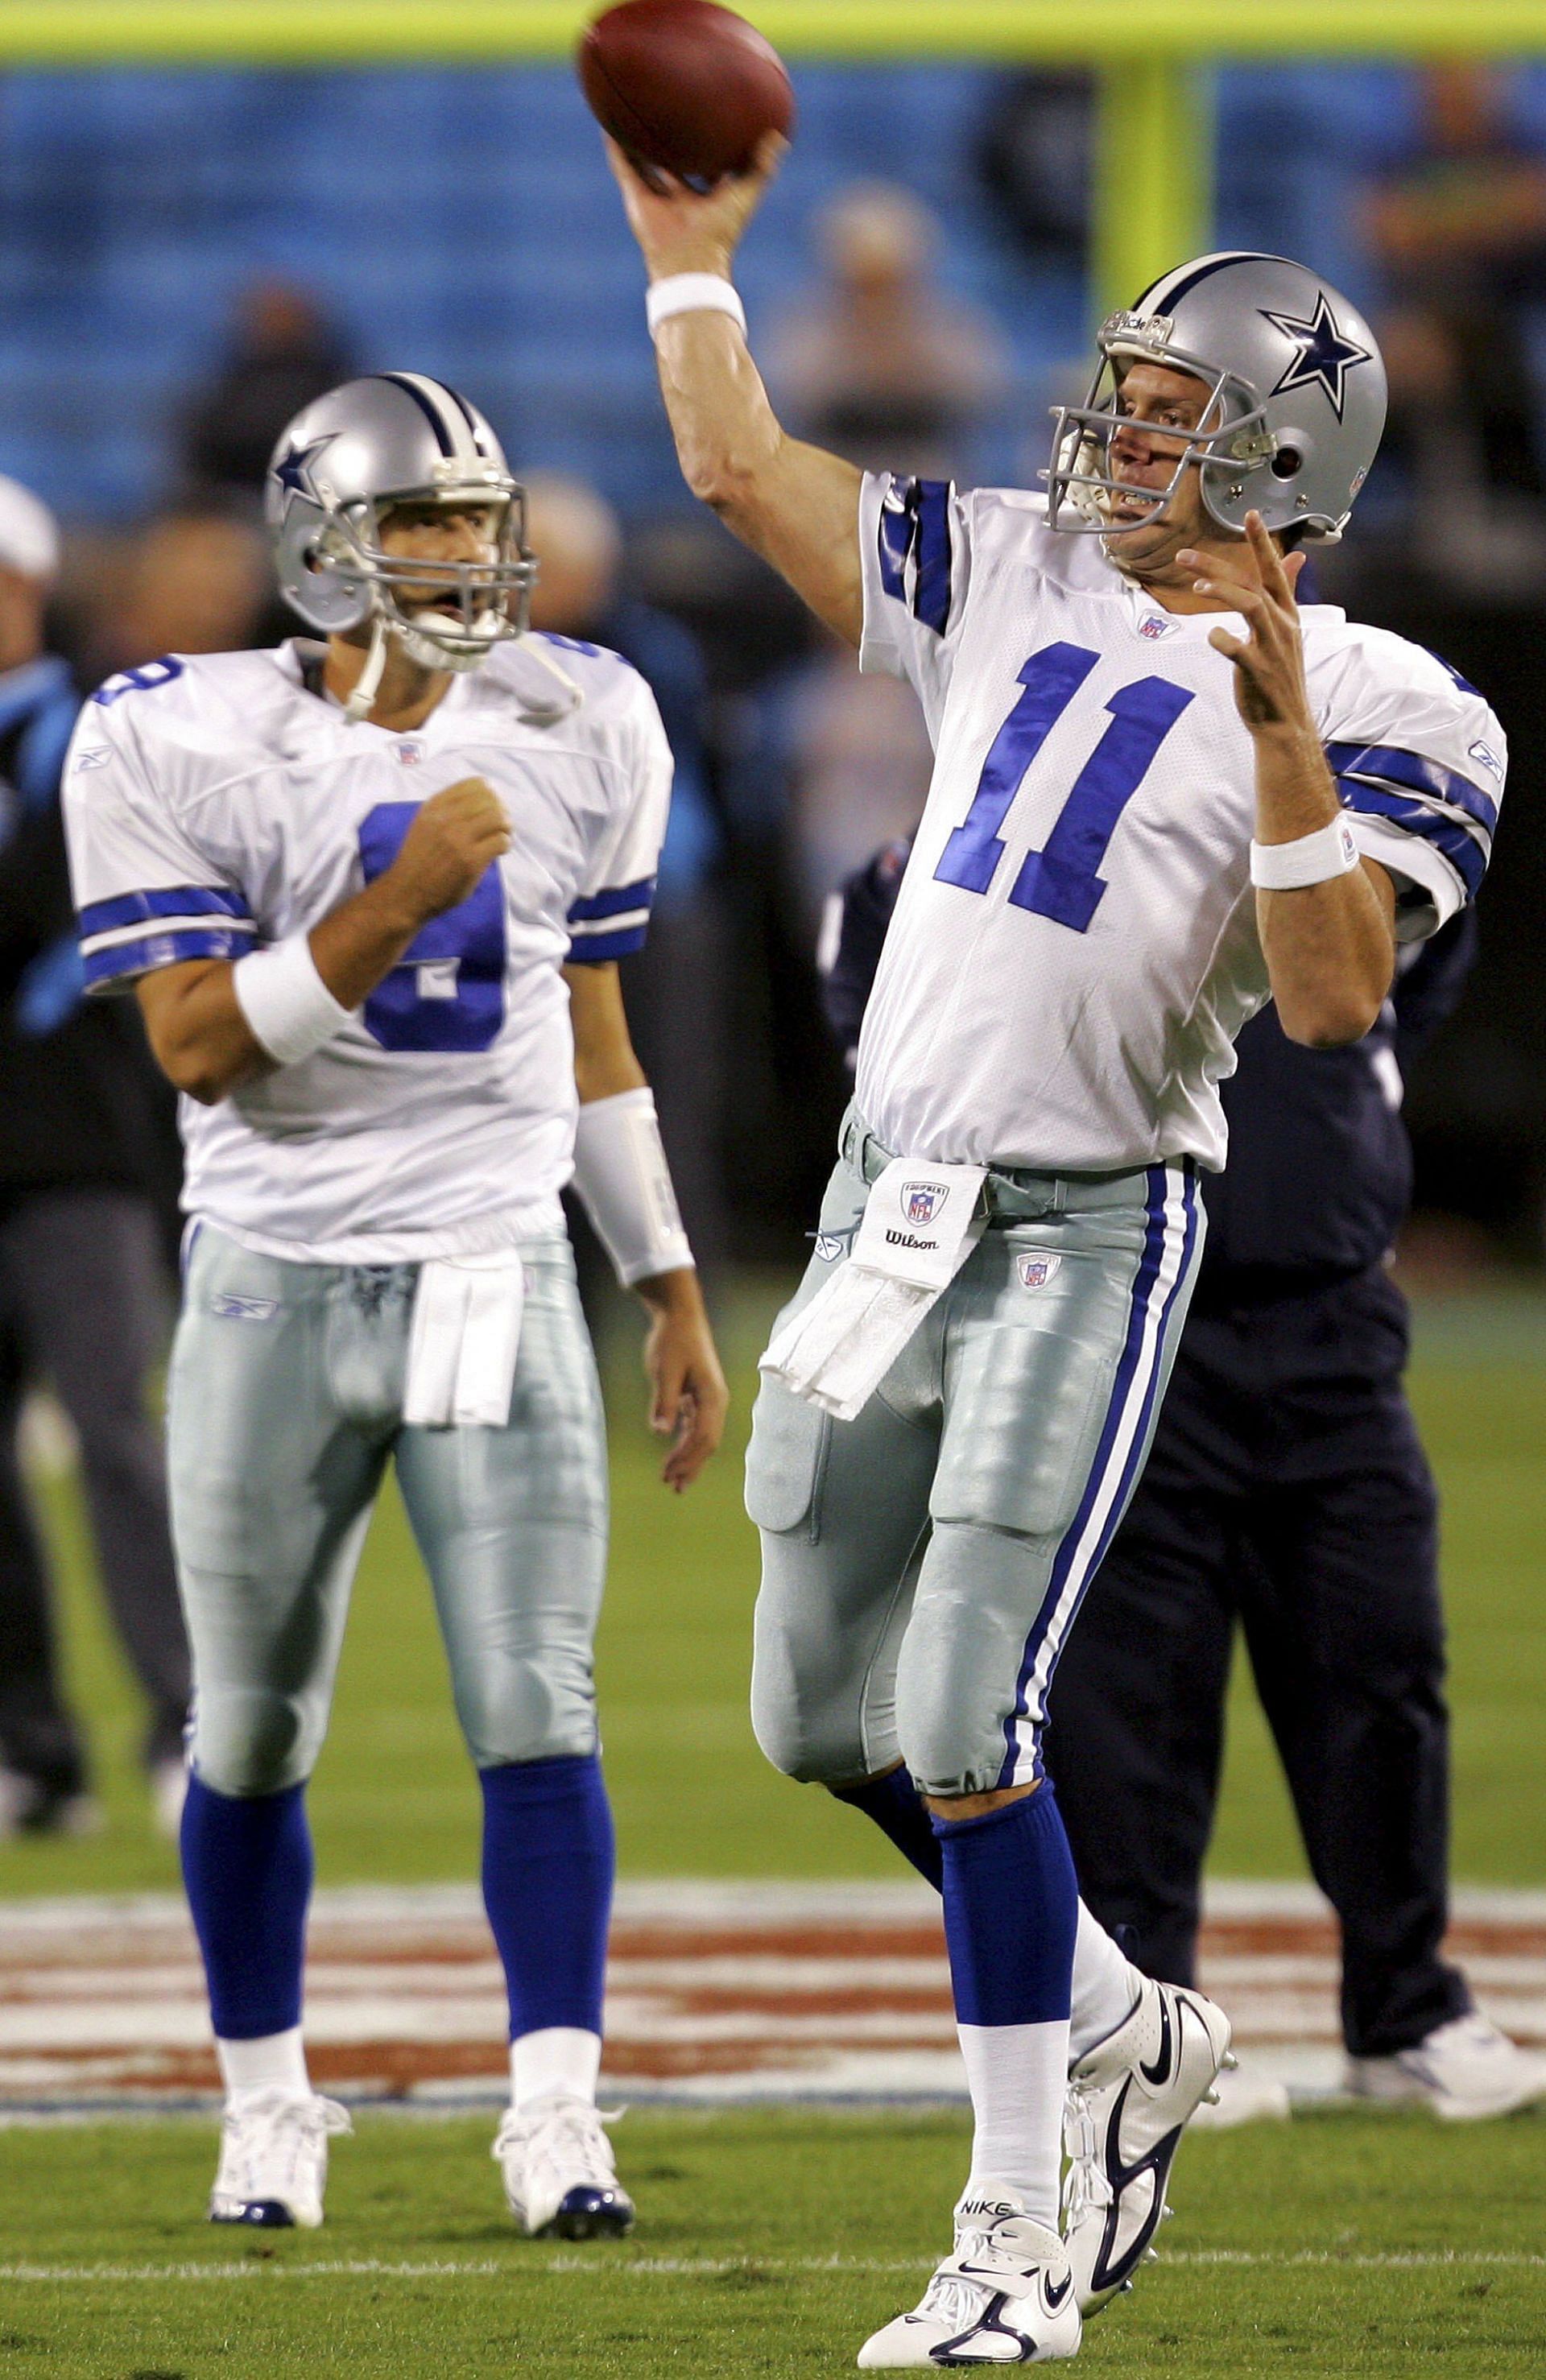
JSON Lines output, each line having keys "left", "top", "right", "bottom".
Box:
{"left": 1044, "top": 2271, "right": 1073, "bottom": 2312}
{"left": 1086, "top": 2077, "right": 1188, "bottom": 2295}
{"left": 1138, "top": 1994, "right": 1174, "bottom": 2086}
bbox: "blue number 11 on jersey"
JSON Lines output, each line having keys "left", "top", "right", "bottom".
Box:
{"left": 935, "top": 642, "right": 1194, "bottom": 932}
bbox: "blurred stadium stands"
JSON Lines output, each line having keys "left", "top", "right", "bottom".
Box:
{"left": 6, "top": 64, "right": 1546, "bottom": 523}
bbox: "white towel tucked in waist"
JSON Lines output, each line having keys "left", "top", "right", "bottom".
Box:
{"left": 761, "top": 1158, "right": 986, "bottom": 1422}
{"left": 403, "top": 1254, "right": 527, "bottom": 1428}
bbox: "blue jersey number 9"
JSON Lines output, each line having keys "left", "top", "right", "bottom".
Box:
{"left": 357, "top": 802, "right": 507, "bottom": 1053}
{"left": 935, "top": 642, "right": 1194, "bottom": 932}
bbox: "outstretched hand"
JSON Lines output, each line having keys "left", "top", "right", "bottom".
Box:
{"left": 1180, "top": 512, "right": 1315, "bottom": 736}
{"left": 604, "top": 130, "right": 787, "bottom": 281}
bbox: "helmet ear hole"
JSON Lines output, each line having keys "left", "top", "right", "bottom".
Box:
{"left": 1271, "top": 447, "right": 1303, "bottom": 480}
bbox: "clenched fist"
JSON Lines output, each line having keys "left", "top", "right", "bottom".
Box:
{"left": 386, "top": 779, "right": 511, "bottom": 923}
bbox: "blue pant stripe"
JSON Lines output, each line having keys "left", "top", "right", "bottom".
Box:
{"left": 995, "top": 1163, "right": 1198, "bottom": 1787}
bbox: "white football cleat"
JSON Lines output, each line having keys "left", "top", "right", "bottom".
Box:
{"left": 1346, "top": 2012, "right": 1546, "bottom": 2121}
{"left": 493, "top": 2093, "right": 635, "bottom": 2238}
{"left": 857, "top": 2191, "right": 1081, "bottom": 2367}
{"left": 209, "top": 2088, "right": 352, "bottom": 2229}
{"left": 1188, "top": 2055, "right": 1291, "bottom": 2130}
{"left": 1062, "top": 1977, "right": 1231, "bottom": 2316}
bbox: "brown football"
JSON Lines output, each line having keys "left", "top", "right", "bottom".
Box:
{"left": 578, "top": 0, "right": 794, "bottom": 185}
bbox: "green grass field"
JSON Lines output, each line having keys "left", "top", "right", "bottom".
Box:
{"left": 2, "top": 2107, "right": 1544, "bottom": 2378}
{"left": 3, "top": 1279, "right": 1544, "bottom": 1897}
{"left": 3, "top": 1283, "right": 1544, "bottom": 2377}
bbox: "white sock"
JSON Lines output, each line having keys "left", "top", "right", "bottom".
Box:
{"left": 217, "top": 2025, "right": 310, "bottom": 2102}
{"left": 511, "top": 2026, "right": 601, "bottom": 2109}
{"left": 1069, "top": 1900, "right": 1142, "bottom": 2059}
{"left": 957, "top": 2018, "right": 1069, "bottom": 2230}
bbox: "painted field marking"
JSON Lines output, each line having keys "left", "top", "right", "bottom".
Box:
{"left": 2, "top": 2250, "right": 1545, "bottom": 2284}
{"left": 2, "top": 1880, "right": 1544, "bottom": 2109}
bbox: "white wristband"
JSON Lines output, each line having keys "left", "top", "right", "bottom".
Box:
{"left": 233, "top": 934, "right": 353, "bottom": 1067}
{"left": 571, "top": 1086, "right": 695, "bottom": 1288}
{"left": 1249, "top": 816, "right": 1361, "bottom": 890}
{"left": 646, "top": 273, "right": 746, "bottom": 340}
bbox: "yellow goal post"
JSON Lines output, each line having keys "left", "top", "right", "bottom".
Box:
{"left": 6, "top": 2, "right": 1546, "bottom": 313}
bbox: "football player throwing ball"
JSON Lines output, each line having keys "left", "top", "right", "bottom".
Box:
{"left": 609, "top": 138, "right": 1503, "bottom": 2364}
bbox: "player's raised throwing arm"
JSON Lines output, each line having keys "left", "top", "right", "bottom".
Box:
{"left": 607, "top": 136, "right": 864, "bottom": 644}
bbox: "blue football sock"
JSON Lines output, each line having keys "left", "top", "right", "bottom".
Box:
{"left": 832, "top": 1766, "right": 943, "bottom": 1890}
{"left": 480, "top": 1754, "right": 614, "bottom": 2040}
{"left": 180, "top": 1774, "right": 312, "bottom": 2040}
{"left": 933, "top": 1784, "right": 1079, "bottom": 2222}
{"left": 934, "top": 1784, "right": 1078, "bottom": 2026}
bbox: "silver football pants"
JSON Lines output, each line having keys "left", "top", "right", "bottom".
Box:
{"left": 747, "top": 1123, "right": 1205, "bottom": 1798}
{"left": 167, "top": 1223, "right": 608, "bottom": 1796}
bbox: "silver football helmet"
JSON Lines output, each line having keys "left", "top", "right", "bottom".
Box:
{"left": 266, "top": 372, "right": 548, "bottom": 717}
{"left": 1046, "top": 251, "right": 1387, "bottom": 543}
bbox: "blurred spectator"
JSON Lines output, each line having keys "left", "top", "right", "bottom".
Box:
{"left": 0, "top": 476, "right": 191, "bottom": 1841}
{"left": 521, "top": 471, "right": 730, "bottom": 1275}
{"left": 105, "top": 511, "right": 273, "bottom": 673}
{"left": 1362, "top": 66, "right": 1546, "bottom": 531}
{"left": 774, "top": 644, "right": 936, "bottom": 938}
{"left": 767, "top": 184, "right": 1009, "bottom": 478}
{"left": 178, "top": 277, "right": 353, "bottom": 505}
{"left": 975, "top": 72, "right": 1093, "bottom": 271}
{"left": 54, "top": 511, "right": 275, "bottom": 694}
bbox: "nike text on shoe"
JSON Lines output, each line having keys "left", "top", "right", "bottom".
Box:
{"left": 209, "top": 2089, "right": 352, "bottom": 2229}
{"left": 1346, "top": 2012, "right": 1546, "bottom": 2122}
{"left": 1062, "top": 1977, "right": 1231, "bottom": 2316}
{"left": 857, "top": 2194, "right": 1081, "bottom": 2366}
{"left": 493, "top": 2094, "right": 635, "bottom": 2238}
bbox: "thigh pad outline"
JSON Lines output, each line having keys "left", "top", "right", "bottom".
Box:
{"left": 745, "top": 1370, "right": 832, "bottom": 1539}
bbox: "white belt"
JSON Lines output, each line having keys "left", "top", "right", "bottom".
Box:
{"left": 403, "top": 1254, "right": 527, "bottom": 1429}
{"left": 760, "top": 1157, "right": 987, "bottom": 1422}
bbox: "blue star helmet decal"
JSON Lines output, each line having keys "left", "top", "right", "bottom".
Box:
{"left": 1259, "top": 291, "right": 1374, "bottom": 424}
{"left": 271, "top": 432, "right": 339, "bottom": 504}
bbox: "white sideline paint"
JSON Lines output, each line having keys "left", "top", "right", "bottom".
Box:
{"left": 1, "top": 1880, "right": 1543, "bottom": 2113}
{"left": 3, "top": 2251, "right": 1546, "bottom": 2285}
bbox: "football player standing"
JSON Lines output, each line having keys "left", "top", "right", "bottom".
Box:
{"left": 610, "top": 140, "right": 1503, "bottom": 2366}
{"left": 63, "top": 375, "right": 727, "bottom": 2237}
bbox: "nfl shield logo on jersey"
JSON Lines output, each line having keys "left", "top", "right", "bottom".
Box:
{"left": 1016, "top": 1252, "right": 1061, "bottom": 1291}
{"left": 904, "top": 1181, "right": 949, "bottom": 1226}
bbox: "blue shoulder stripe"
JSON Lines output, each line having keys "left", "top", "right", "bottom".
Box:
{"left": 78, "top": 885, "right": 250, "bottom": 939}
{"left": 874, "top": 476, "right": 955, "bottom": 637}
{"left": 1337, "top": 781, "right": 1487, "bottom": 899}
{"left": 82, "top": 923, "right": 254, "bottom": 988}
{"left": 567, "top": 875, "right": 655, "bottom": 925}
{"left": 912, "top": 481, "right": 953, "bottom": 636}
{"left": 1326, "top": 742, "right": 1498, "bottom": 835}
{"left": 566, "top": 923, "right": 648, "bottom": 964}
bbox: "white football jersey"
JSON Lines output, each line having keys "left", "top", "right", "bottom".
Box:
{"left": 64, "top": 636, "right": 672, "bottom": 1261}
{"left": 854, "top": 474, "right": 1504, "bottom": 1173}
